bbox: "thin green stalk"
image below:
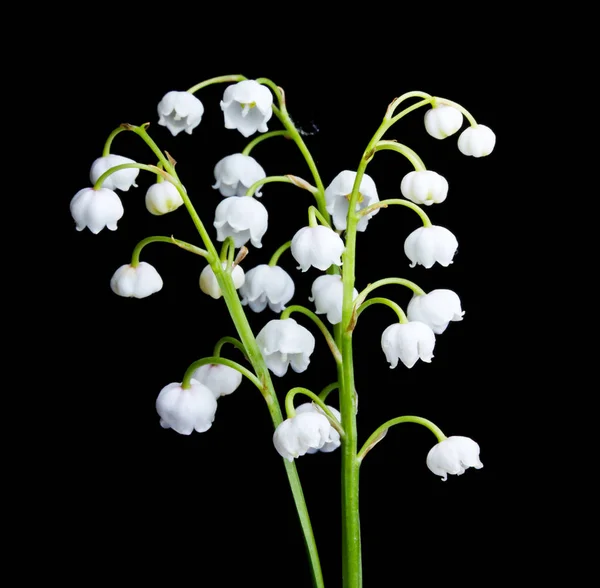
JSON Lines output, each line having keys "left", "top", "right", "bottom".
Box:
{"left": 92, "top": 162, "right": 166, "bottom": 190}
{"left": 374, "top": 141, "right": 426, "bottom": 171}
{"left": 308, "top": 206, "right": 332, "bottom": 229}
{"left": 242, "top": 130, "right": 289, "bottom": 155}
{"left": 386, "top": 91, "right": 433, "bottom": 118}
{"left": 131, "top": 236, "right": 208, "bottom": 266}
{"left": 354, "top": 277, "right": 426, "bottom": 309}
{"left": 246, "top": 175, "right": 294, "bottom": 197}
{"left": 269, "top": 241, "right": 292, "bottom": 266}
{"left": 102, "top": 126, "right": 128, "bottom": 156}
{"left": 284, "top": 387, "right": 345, "bottom": 438}
{"left": 213, "top": 336, "right": 247, "bottom": 360}
{"left": 355, "top": 297, "right": 407, "bottom": 324}
{"left": 182, "top": 356, "right": 262, "bottom": 391}
{"left": 187, "top": 74, "right": 247, "bottom": 94}
{"left": 359, "top": 198, "right": 432, "bottom": 227}
{"left": 434, "top": 97, "right": 478, "bottom": 126}
{"left": 319, "top": 382, "right": 340, "bottom": 402}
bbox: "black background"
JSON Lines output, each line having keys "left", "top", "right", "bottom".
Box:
{"left": 49, "top": 29, "right": 520, "bottom": 587}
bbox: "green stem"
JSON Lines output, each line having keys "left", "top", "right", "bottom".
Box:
{"left": 213, "top": 336, "right": 247, "bottom": 359}
{"left": 284, "top": 387, "right": 345, "bottom": 438}
{"left": 355, "top": 297, "right": 407, "bottom": 324}
{"left": 308, "top": 206, "right": 332, "bottom": 229}
{"left": 245, "top": 175, "right": 294, "bottom": 197}
{"left": 92, "top": 162, "right": 165, "bottom": 190}
{"left": 374, "top": 141, "right": 426, "bottom": 171}
{"left": 102, "top": 126, "right": 129, "bottom": 156}
{"left": 386, "top": 91, "right": 433, "bottom": 118}
{"left": 319, "top": 382, "right": 340, "bottom": 402}
{"left": 389, "top": 97, "right": 435, "bottom": 125}
{"left": 256, "top": 77, "right": 285, "bottom": 106}
{"left": 354, "top": 277, "right": 426, "bottom": 309}
{"left": 433, "top": 97, "right": 478, "bottom": 126}
{"left": 187, "top": 74, "right": 248, "bottom": 94}
{"left": 182, "top": 356, "right": 261, "bottom": 391}
{"left": 269, "top": 241, "right": 292, "bottom": 266}
{"left": 359, "top": 198, "right": 432, "bottom": 227}
{"left": 242, "top": 130, "right": 290, "bottom": 156}
{"left": 281, "top": 305, "right": 342, "bottom": 365}
{"left": 131, "top": 236, "right": 208, "bottom": 266}
{"left": 357, "top": 416, "right": 446, "bottom": 462}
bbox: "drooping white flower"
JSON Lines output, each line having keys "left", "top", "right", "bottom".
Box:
{"left": 145, "top": 181, "right": 184, "bottom": 215}
{"left": 381, "top": 322, "right": 436, "bottom": 369}
{"left": 400, "top": 170, "right": 449, "bottom": 206}
{"left": 424, "top": 105, "right": 464, "bottom": 139}
{"left": 199, "top": 261, "right": 245, "bottom": 299}
{"left": 407, "top": 290, "right": 465, "bottom": 335}
{"left": 309, "top": 275, "right": 358, "bottom": 325}
{"left": 157, "top": 91, "right": 204, "bottom": 136}
{"left": 156, "top": 380, "right": 218, "bottom": 435}
{"left": 324, "top": 170, "right": 380, "bottom": 231}
{"left": 295, "top": 403, "right": 341, "bottom": 453}
{"left": 457, "top": 124, "right": 496, "bottom": 157}
{"left": 239, "top": 264, "right": 295, "bottom": 313}
{"left": 191, "top": 364, "right": 243, "bottom": 398}
{"left": 90, "top": 154, "right": 139, "bottom": 192}
{"left": 273, "top": 411, "right": 333, "bottom": 461}
{"left": 256, "top": 318, "right": 316, "bottom": 377}
{"left": 426, "top": 436, "right": 483, "bottom": 481}
{"left": 214, "top": 197, "right": 268, "bottom": 249}
{"left": 220, "top": 80, "right": 273, "bottom": 138}
{"left": 213, "top": 154, "right": 266, "bottom": 197}
{"left": 291, "top": 226, "right": 345, "bottom": 272}
{"left": 110, "top": 262, "right": 163, "bottom": 298}
{"left": 404, "top": 225, "right": 458, "bottom": 268}
{"left": 70, "top": 187, "right": 124, "bottom": 234}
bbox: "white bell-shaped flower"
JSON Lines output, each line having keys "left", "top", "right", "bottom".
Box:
{"left": 199, "top": 261, "right": 245, "bottom": 299}
{"left": 256, "top": 318, "right": 316, "bottom": 377}
{"left": 90, "top": 154, "right": 139, "bottom": 192}
{"left": 407, "top": 290, "right": 464, "bottom": 335}
{"left": 404, "top": 225, "right": 458, "bottom": 268}
{"left": 70, "top": 187, "right": 124, "bottom": 234}
{"left": 426, "top": 436, "right": 483, "bottom": 481}
{"left": 324, "top": 170, "right": 380, "bottom": 231}
{"left": 295, "top": 403, "right": 341, "bottom": 453}
{"left": 110, "top": 262, "right": 163, "bottom": 298}
{"left": 191, "top": 364, "right": 243, "bottom": 398}
{"left": 381, "top": 321, "right": 436, "bottom": 369}
{"left": 213, "top": 154, "right": 266, "bottom": 197}
{"left": 157, "top": 91, "right": 204, "bottom": 136}
{"left": 291, "top": 226, "right": 345, "bottom": 272}
{"left": 239, "top": 264, "right": 295, "bottom": 313}
{"left": 220, "top": 80, "right": 273, "bottom": 138}
{"left": 273, "top": 411, "right": 333, "bottom": 461}
{"left": 214, "top": 197, "right": 268, "bottom": 248}
{"left": 424, "top": 105, "right": 464, "bottom": 139}
{"left": 156, "top": 380, "right": 218, "bottom": 435}
{"left": 400, "top": 170, "right": 449, "bottom": 206}
{"left": 309, "top": 275, "right": 358, "bottom": 325}
{"left": 145, "top": 182, "right": 184, "bottom": 215}
{"left": 457, "top": 124, "right": 496, "bottom": 157}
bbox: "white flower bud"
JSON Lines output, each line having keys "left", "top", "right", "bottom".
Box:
{"left": 407, "top": 290, "right": 464, "bottom": 335}
{"left": 273, "top": 411, "right": 333, "bottom": 461}
{"left": 291, "top": 226, "right": 345, "bottom": 272}
{"left": 404, "top": 226, "right": 458, "bottom": 268}
{"left": 309, "top": 275, "right": 358, "bottom": 325}
{"left": 90, "top": 154, "right": 139, "bottom": 192}
{"left": 191, "top": 364, "right": 242, "bottom": 398}
{"left": 145, "top": 182, "right": 184, "bottom": 215}
{"left": 426, "top": 436, "right": 483, "bottom": 481}
{"left": 400, "top": 170, "right": 449, "bottom": 206}
{"left": 157, "top": 91, "right": 204, "bottom": 136}
{"left": 156, "top": 380, "right": 217, "bottom": 435}
{"left": 214, "top": 197, "right": 268, "bottom": 248}
{"left": 239, "top": 264, "right": 295, "bottom": 313}
{"left": 70, "top": 187, "right": 124, "bottom": 234}
{"left": 381, "top": 322, "right": 436, "bottom": 369}
{"left": 457, "top": 124, "right": 496, "bottom": 157}
{"left": 295, "top": 403, "right": 341, "bottom": 453}
{"left": 424, "top": 105, "right": 463, "bottom": 139}
{"left": 110, "top": 262, "right": 163, "bottom": 298}
{"left": 199, "top": 261, "right": 245, "bottom": 299}
{"left": 220, "top": 80, "right": 273, "bottom": 138}
{"left": 213, "top": 154, "right": 266, "bottom": 197}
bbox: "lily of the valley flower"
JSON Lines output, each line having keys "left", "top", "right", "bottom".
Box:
{"left": 256, "top": 318, "right": 316, "bottom": 377}
{"left": 424, "top": 105, "right": 464, "bottom": 139}
{"left": 309, "top": 275, "right": 358, "bottom": 325}
{"left": 214, "top": 197, "right": 268, "bottom": 248}
{"left": 110, "top": 262, "right": 163, "bottom": 298}
{"left": 239, "top": 265, "right": 295, "bottom": 313}
{"left": 426, "top": 436, "right": 483, "bottom": 481}
{"left": 291, "top": 226, "right": 345, "bottom": 272}
{"left": 70, "top": 187, "right": 124, "bottom": 234}
{"left": 325, "top": 170, "right": 380, "bottom": 231}
{"left": 407, "top": 289, "right": 464, "bottom": 334}
{"left": 458, "top": 125, "right": 496, "bottom": 157}
{"left": 157, "top": 91, "right": 204, "bottom": 136}
{"left": 90, "top": 154, "right": 139, "bottom": 192}
{"left": 404, "top": 225, "right": 458, "bottom": 268}
{"left": 145, "top": 182, "right": 184, "bottom": 215}
{"left": 273, "top": 410, "right": 333, "bottom": 461}
{"left": 213, "top": 154, "right": 266, "bottom": 197}
{"left": 191, "top": 364, "right": 243, "bottom": 398}
{"left": 156, "top": 380, "right": 218, "bottom": 435}
{"left": 295, "top": 403, "right": 341, "bottom": 453}
{"left": 199, "top": 261, "right": 245, "bottom": 299}
{"left": 220, "top": 80, "right": 273, "bottom": 138}
{"left": 400, "top": 170, "right": 449, "bottom": 206}
{"left": 381, "top": 321, "right": 436, "bottom": 368}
